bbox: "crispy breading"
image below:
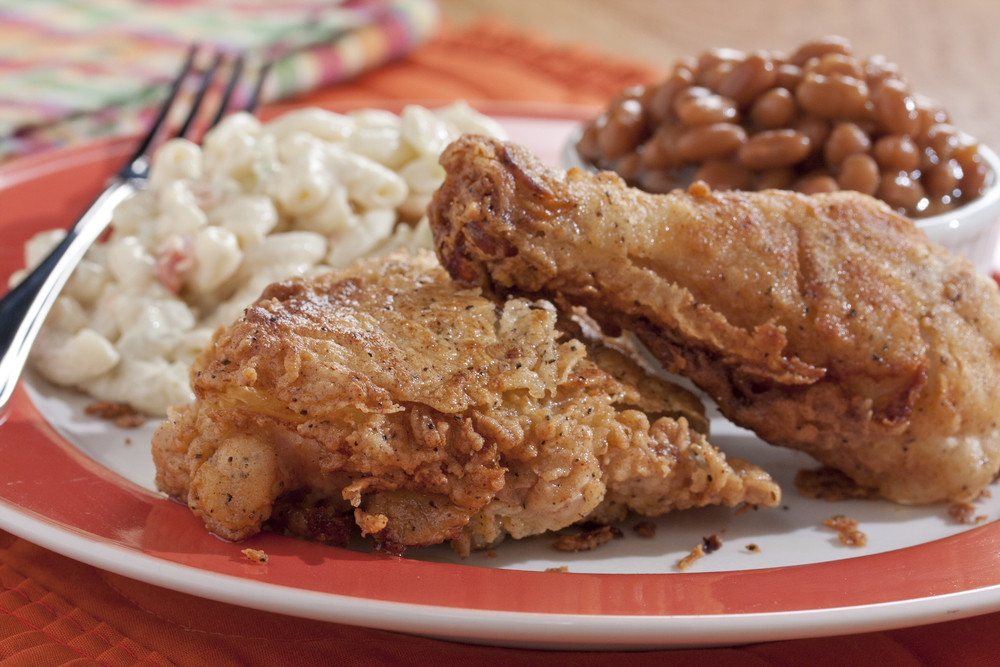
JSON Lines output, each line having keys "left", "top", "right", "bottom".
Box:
{"left": 152, "top": 251, "right": 779, "bottom": 555}
{"left": 427, "top": 134, "right": 1000, "bottom": 504}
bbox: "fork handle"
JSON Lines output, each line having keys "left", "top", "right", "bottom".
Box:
{"left": 0, "top": 180, "right": 137, "bottom": 411}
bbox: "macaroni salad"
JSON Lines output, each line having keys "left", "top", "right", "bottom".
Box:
{"left": 11, "top": 102, "right": 505, "bottom": 415}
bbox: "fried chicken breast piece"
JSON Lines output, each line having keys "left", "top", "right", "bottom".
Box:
{"left": 427, "top": 134, "right": 1000, "bottom": 505}
{"left": 152, "top": 251, "right": 779, "bottom": 556}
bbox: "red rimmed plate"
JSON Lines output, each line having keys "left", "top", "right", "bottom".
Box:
{"left": 3, "top": 102, "right": 1000, "bottom": 650}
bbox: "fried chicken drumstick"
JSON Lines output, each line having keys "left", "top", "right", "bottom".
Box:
{"left": 153, "top": 251, "right": 779, "bottom": 555}
{"left": 428, "top": 135, "right": 1000, "bottom": 504}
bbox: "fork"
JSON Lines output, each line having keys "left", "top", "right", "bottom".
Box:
{"left": 0, "top": 46, "right": 268, "bottom": 412}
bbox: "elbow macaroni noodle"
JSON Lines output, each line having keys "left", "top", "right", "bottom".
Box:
{"left": 12, "top": 102, "right": 506, "bottom": 415}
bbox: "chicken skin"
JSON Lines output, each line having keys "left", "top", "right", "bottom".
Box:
{"left": 428, "top": 134, "right": 1000, "bottom": 504}
{"left": 152, "top": 251, "right": 779, "bottom": 555}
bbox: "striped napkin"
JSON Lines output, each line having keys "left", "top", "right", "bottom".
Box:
{"left": 0, "top": 0, "right": 440, "bottom": 161}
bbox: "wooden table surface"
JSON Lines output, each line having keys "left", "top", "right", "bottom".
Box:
{"left": 438, "top": 0, "right": 1000, "bottom": 151}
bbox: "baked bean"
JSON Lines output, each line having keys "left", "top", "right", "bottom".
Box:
{"left": 671, "top": 86, "right": 712, "bottom": 118}
{"left": 695, "top": 48, "right": 745, "bottom": 77}
{"left": 912, "top": 95, "right": 949, "bottom": 140}
{"left": 864, "top": 54, "right": 902, "bottom": 88}
{"left": 640, "top": 125, "right": 686, "bottom": 170}
{"left": 824, "top": 122, "right": 871, "bottom": 167}
{"left": 750, "top": 87, "right": 797, "bottom": 129}
{"left": 737, "top": 129, "right": 811, "bottom": 170}
{"left": 872, "top": 78, "right": 920, "bottom": 136}
{"left": 838, "top": 153, "right": 880, "bottom": 196}
{"left": 675, "top": 94, "right": 739, "bottom": 125}
{"left": 597, "top": 99, "right": 646, "bottom": 160}
{"left": 576, "top": 120, "right": 603, "bottom": 162}
{"left": 613, "top": 151, "right": 643, "bottom": 182}
{"left": 924, "top": 123, "right": 961, "bottom": 162}
{"left": 676, "top": 123, "right": 748, "bottom": 162}
{"left": 774, "top": 63, "right": 804, "bottom": 90}
{"left": 717, "top": 52, "right": 778, "bottom": 107}
{"left": 695, "top": 49, "right": 743, "bottom": 90}
{"left": 873, "top": 135, "right": 920, "bottom": 172}
{"left": 753, "top": 168, "right": 795, "bottom": 190}
{"left": 806, "top": 53, "right": 865, "bottom": 80}
{"left": 954, "top": 143, "right": 988, "bottom": 196}
{"left": 694, "top": 159, "right": 754, "bottom": 190}
{"left": 639, "top": 169, "right": 685, "bottom": 194}
{"left": 576, "top": 36, "right": 990, "bottom": 218}
{"left": 795, "top": 173, "right": 840, "bottom": 194}
{"left": 789, "top": 36, "right": 853, "bottom": 66}
{"left": 794, "top": 115, "right": 831, "bottom": 154}
{"left": 877, "top": 171, "right": 928, "bottom": 214}
{"left": 918, "top": 146, "right": 937, "bottom": 172}
{"left": 796, "top": 72, "right": 871, "bottom": 119}
{"left": 697, "top": 60, "right": 735, "bottom": 92}
{"left": 924, "top": 159, "right": 962, "bottom": 199}
{"left": 645, "top": 70, "right": 695, "bottom": 123}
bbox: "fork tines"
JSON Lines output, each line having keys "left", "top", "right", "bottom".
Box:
{"left": 165, "top": 46, "right": 264, "bottom": 143}
{"left": 121, "top": 45, "right": 268, "bottom": 181}
{"left": 0, "top": 44, "right": 269, "bottom": 412}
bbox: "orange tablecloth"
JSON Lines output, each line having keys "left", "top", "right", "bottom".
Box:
{"left": 3, "top": 19, "right": 1000, "bottom": 666}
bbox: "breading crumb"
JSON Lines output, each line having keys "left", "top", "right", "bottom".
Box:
{"left": 85, "top": 401, "right": 147, "bottom": 428}
{"left": 676, "top": 533, "right": 725, "bottom": 570}
{"left": 677, "top": 544, "right": 705, "bottom": 570}
{"left": 702, "top": 533, "right": 723, "bottom": 553}
{"left": 745, "top": 543, "right": 760, "bottom": 552}
{"left": 795, "top": 466, "right": 877, "bottom": 501}
{"left": 241, "top": 548, "right": 269, "bottom": 564}
{"left": 545, "top": 565, "right": 569, "bottom": 573}
{"left": 687, "top": 180, "right": 711, "bottom": 197}
{"left": 553, "top": 524, "right": 622, "bottom": 552}
{"left": 823, "top": 515, "right": 867, "bottom": 547}
{"left": 633, "top": 520, "right": 656, "bottom": 538}
{"left": 948, "top": 502, "right": 987, "bottom": 525}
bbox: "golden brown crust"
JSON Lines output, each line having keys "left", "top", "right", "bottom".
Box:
{"left": 428, "top": 134, "right": 1000, "bottom": 504}
{"left": 153, "top": 251, "right": 779, "bottom": 553}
